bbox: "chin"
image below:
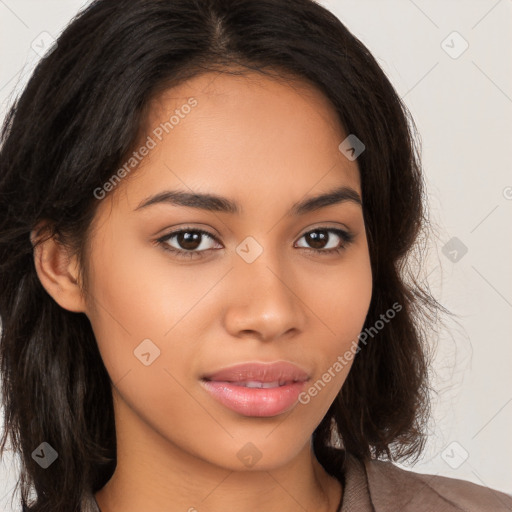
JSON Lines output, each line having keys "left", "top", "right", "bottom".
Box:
{"left": 201, "top": 429, "right": 313, "bottom": 472}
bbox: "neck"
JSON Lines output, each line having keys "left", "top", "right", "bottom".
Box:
{"left": 94, "top": 400, "right": 342, "bottom": 512}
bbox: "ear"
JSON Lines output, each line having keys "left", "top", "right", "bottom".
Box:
{"left": 31, "top": 226, "right": 87, "bottom": 313}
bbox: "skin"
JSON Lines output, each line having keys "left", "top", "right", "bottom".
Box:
{"left": 32, "top": 69, "right": 373, "bottom": 512}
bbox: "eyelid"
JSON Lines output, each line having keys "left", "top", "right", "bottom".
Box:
{"left": 297, "top": 222, "right": 351, "bottom": 238}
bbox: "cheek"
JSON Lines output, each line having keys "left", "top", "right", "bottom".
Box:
{"left": 83, "top": 228, "right": 234, "bottom": 400}
{"left": 300, "top": 243, "right": 372, "bottom": 395}
{"left": 308, "top": 242, "right": 373, "bottom": 343}
{"left": 84, "top": 242, "right": 216, "bottom": 447}
{"left": 85, "top": 227, "right": 210, "bottom": 336}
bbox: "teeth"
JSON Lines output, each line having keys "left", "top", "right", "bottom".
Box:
{"left": 238, "top": 380, "right": 283, "bottom": 388}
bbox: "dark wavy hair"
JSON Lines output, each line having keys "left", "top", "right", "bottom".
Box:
{"left": 0, "top": 0, "right": 445, "bottom": 510}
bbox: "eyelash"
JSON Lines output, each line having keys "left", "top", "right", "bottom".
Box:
{"left": 155, "top": 226, "right": 355, "bottom": 260}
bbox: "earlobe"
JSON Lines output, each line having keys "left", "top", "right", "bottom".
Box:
{"left": 31, "top": 228, "right": 87, "bottom": 313}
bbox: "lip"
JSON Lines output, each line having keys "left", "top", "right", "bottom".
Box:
{"left": 200, "top": 361, "right": 310, "bottom": 417}
{"left": 201, "top": 361, "right": 310, "bottom": 383}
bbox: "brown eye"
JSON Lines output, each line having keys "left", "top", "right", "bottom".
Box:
{"left": 175, "top": 231, "right": 204, "bottom": 251}
{"left": 157, "top": 228, "right": 221, "bottom": 259}
{"left": 303, "top": 230, "right": 330, "bottom": 250}
{"left": 295, "top": 227, "right": 354, "bottom": 254}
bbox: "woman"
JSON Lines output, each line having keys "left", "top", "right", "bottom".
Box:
{"left": 0, "top": 0, "right": 510, "bottom": 511}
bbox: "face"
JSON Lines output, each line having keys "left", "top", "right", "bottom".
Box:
{"left": 82, "top": 70, "right": 372, "bottom": 471}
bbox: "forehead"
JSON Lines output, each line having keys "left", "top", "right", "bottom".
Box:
{"left": 149, "top": 69, "right": 344, "bottom": 135}
{"left": 100, "top": 69, "right": 361, "bottom": 215}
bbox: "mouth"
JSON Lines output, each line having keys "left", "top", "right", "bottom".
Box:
{"left": 205, "top": 380, "right": 295, "bottom": 388}
{"left": 200, "top": 361, "right": 310, "bottom": 417}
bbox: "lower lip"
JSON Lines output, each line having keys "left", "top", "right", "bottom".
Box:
{"left": 200, "top": 380, "right": 308, "bottom": 417}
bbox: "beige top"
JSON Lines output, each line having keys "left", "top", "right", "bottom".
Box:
{"left": 83, "top": 449, "right": 512, "bottom": 511}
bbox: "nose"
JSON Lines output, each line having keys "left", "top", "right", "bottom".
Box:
{"left": 222, "top": 247, "right": 307, "bottom": 342}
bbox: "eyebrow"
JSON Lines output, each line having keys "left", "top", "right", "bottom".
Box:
{"left": 134, "top": 184, "right": 362, "bottom": 215}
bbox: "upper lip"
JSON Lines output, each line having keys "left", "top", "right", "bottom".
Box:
{"left": 201, "top": 361, "right": 310, "bottom": 384}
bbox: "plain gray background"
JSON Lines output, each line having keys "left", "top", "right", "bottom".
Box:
{"left": 1, "top": 0, "right": 511, "bottom": 509}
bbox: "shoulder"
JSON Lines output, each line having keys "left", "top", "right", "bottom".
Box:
{"left": 362, "top": 457, "right": 512, "bottom": 512}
